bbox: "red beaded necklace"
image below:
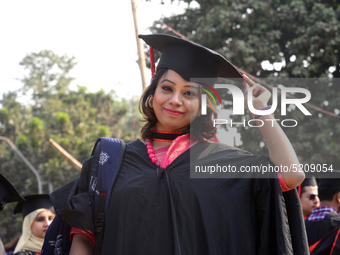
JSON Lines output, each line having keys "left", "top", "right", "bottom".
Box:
{"left": 145, "top": 139, "right": 160, "bottom": 166}
{"left": 146, "top": 129, "right": 188, "bottom": 166}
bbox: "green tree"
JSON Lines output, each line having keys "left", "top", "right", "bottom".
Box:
{"left": 0, "top": 50, "right": 142, "bottom": 243}
{"left": 148, "top": 0, "right": 340, "bottom": 169}
{"left": 20, "top": 50, "right": 76, "bottom": 100}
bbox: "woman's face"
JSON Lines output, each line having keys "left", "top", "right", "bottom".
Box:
{"left": 153, "top": 70, "right": 200, "bottom": 132}
{"left": 31, "top": 210, "right": 55, "bottom": 239}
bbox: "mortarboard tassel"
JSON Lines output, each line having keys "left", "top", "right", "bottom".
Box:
{"left": 149, "top": 46, "right": 156, "bottom": 78}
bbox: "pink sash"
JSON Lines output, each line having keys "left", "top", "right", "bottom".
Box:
{"left": 153, "top": 134, "right": 291, "bottom": 192}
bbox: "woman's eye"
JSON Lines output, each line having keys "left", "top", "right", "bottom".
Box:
{"left": 184, "top": 91, "right": 196, "bottom": 96}
{"left": 161, "top": 86, "right": 172, "bottom": 91}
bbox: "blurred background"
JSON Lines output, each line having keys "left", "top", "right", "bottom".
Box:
{"left": 1, "top": 0, "right": 339, "bottom": 244}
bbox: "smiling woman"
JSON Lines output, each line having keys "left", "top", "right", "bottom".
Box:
{"left": 49, "top": 33, "right": 308, "bottom": 255}
{"left": 152, "top": 70, "right": 200, "bottom": 133}
{"left": 140, "top": 69, "right": 216, "bottom": 144}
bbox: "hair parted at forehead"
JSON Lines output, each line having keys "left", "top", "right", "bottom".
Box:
{"left": 139, "top": 68, "right": 217, "bottom": 142}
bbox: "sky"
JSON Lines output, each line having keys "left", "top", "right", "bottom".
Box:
{"left": 0, "top": 0, "right": 197, "bottom": 101}
{"left": 0, "top": 0, "right": 242, "bottom": 146}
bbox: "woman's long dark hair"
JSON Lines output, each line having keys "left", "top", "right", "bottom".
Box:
{"left": 139, "top": 68, "right": 218, "bottom": 142}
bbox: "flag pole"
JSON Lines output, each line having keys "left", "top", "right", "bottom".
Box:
{"left": 48, "top": 138, "right": 82, "bottom": 171}
{"left": 131, "top": 0, "right": 147, "bottom": 91}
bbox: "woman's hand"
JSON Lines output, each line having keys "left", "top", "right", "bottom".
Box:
{"left": 243, "top": 74, "right": 271, "bottom": 118}
{"left": 242, "top": 73, "right": 305, "bottom": 189}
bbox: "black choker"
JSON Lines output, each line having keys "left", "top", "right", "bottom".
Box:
{"left": 151, "top": 129, "right": 188, "bottom": 142}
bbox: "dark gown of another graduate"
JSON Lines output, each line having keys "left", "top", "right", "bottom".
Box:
{"left": 51, "top": 139, "right": 309, "bottom": 255}
{"left": 305, "top": 212, "right": 340, "bottom": 254}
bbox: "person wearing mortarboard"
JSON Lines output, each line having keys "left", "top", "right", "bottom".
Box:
{"left": 0, "top": 173, "right": 24, "bottom": 255}
{"left": 13, "top": 195, "right": 55, "bottom": 255}
{"left": 304, "top": 178, "right": 340, "bottom": 254}
{"left": 298, "top": 176, "right": 320, "bottom": 219}
{"left": 49, "top": 34, "right": 307, "bottom": 255}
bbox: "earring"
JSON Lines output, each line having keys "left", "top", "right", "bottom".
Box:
{"left": 148, "top": 95, "right": 154, "bottom": 108}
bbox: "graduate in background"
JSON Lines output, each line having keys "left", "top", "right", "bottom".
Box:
{"left": 305, "top": 178, "right": 340, "bottom": 254}
{"left": 0, "top": 173, "right": 24, "bottom": 255}
{"left": 298, "top": 177, "right": 320, "bottom": 219}
{"left": 13, "top": 195, "right": 55, "bottom": 255}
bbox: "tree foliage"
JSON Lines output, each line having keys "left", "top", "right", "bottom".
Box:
{"left": 0, "top": 50, "right": 142, "bottom": 243}
{"left": 148, "top": 0, "right": 340, "bottom": 169}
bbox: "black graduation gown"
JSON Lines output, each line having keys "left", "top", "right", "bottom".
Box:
{"left": 51, "top": 139, "right": 308, "bottom": 255}
{"left": 305, "top": 211, "right": 340, "bottom": 254}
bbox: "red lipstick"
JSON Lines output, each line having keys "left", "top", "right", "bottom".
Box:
{"left": 165, "top": 108, "right": 183, "bottom": 115}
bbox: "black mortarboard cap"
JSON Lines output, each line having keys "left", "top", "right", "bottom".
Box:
{"left": 0, "top": 173, "right": 24, "bottom": 211}
{"left": 13, "top": 194, "right": 54, "bottom": 218}
{"left": 138, "top": 34, "right": 243, "bottom": 80}
{"left": 319, "top": 178, "right": 340, "bottom": 190}
{"left": 301, "top": 177, "right": 318, "bottom": 188}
